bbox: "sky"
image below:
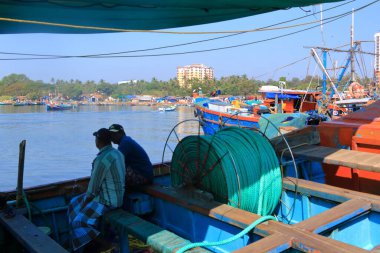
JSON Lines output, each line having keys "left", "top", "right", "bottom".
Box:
{"left": 0, "top": 0, "right": 379, "bottom": 84}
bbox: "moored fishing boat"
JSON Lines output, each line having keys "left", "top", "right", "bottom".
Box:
{"left": 13, "top": 101, "right": 30, "bottom": 106}
{"left": 1, "top": 144, "right": 380, "bottom": 253}
{"left": 258, "top": 84, "right": 321, "bottom": 114}
{"left": 46, "top": 103, "right": 73, "bottom": 111}
{"left": 158, "top": 105, "right": 177, "bottom": 112}
{"left": 194, "top": 98, "right": 264, "bottom": 134}
{"left": 315, "top": 99, "right": 380, "bottom": 195}
{"left": 194, "top": 84, "right": 322, "bottom": 136}
{"left": 2, "top": 0, "right": 379, "bottom": 252}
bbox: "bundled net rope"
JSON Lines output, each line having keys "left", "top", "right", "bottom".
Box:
{"left": 170, "top": 127, "right": 282, "bottom": 252}
{"left": 171, "top": 126, "right": 282, "bottom": 216}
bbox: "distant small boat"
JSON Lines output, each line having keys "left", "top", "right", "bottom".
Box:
{"left": 30, "top": 101, "right": 45, "bottom": 105}
{"left": 158, "top": 105, "right": 177, "bottom": 112}
{"left": 13, "top": 102, "right": 29, "bottom": 106}
{"left": 0, "top": 102, "right": 12, "bottom": 105}
{"left": 46, "top": 103, "right": 73, "bottom": 111}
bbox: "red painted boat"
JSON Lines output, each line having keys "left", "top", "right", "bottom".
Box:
{"left": 317, "top": 100, "right": 380, "bottom": 194}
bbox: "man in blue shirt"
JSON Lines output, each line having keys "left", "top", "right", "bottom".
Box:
{"left": 109, "top": 124, "right": 153, "bottom": 187}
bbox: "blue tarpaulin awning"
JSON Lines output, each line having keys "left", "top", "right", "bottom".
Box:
{"left": 266, "top": 93, "right": 300, "bottom": 100}
{"left": 0, "top": 0, "right": 341, "bottom": 34}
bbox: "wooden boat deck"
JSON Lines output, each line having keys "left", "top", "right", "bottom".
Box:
{"left": 0, "top": 211, "right": 68, "bottom": 253}
{"left": 2, "top": 163, "right": 379, "bottom": 253}
{"left": 143, "top": 177, "right": 380, "bottom": 253}
{"left": 283, "top": 144, "right": 380, "bottom": 173}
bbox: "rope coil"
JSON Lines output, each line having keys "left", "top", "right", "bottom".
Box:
{"left": 171, "top": 126, "right": 282, "bottom": 216}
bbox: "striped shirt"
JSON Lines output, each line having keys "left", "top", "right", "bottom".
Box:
{"left": 87, "top": 145, "right": 125, "bottom": 208}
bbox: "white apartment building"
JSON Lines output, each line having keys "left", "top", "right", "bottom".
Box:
{"left": 177, "top": 64, "right": 214, "bottom": 87}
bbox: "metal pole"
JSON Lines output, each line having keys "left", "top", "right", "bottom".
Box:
{"left": 274, "top": 94, "right": 278, "bottom": 113}
{"left": 311, "top": 48, "right": 343, "bottom": 100}
{"left": 322, "top": 50, "right": 327, "bottom": 102}
{"left": 350, "top": 9, "right": 355, "bottom": 82}
{"left": 16, "top": 140, "right": 26, "bottom": 207}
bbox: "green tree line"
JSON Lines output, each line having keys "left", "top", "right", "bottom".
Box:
{"left": 1, "top": 73, "right": 361, "bottom": 100}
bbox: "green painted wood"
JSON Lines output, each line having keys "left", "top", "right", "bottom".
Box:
{"left": 104, "top": 209, "right": 212, "bottom": 253}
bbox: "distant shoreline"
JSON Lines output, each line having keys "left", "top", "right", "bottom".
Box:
{"left": 0, "top": 100, "right": 193, "bottom": 107}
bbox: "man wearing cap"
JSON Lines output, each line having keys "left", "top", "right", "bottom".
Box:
{"left": 108, "top": 124, "right": 153, "bottom": 187}
{"left": 68, "top": 128, "right": 125, "bottom": 252}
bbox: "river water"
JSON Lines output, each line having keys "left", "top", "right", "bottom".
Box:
{"left": 0, "top": 105, "right": 200, "bottom": 191}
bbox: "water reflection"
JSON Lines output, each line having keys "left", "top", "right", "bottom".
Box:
{"left": 0, "top": 105, "right": 198, "bottom": 191}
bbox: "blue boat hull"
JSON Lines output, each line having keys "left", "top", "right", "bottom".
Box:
{"left": 46, "top": 104, "right": 72, "bottom": 111}
{"left": 195, "top": 106, "right": 260, "bottom": 135}
{"left": 1, "top": 163, "right": 379, "bottom": 253}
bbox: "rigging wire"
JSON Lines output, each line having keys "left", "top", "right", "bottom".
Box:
{"left": 355, "top": 52, "right": 366, "bottom": 80}
{"left": 0, "top": 0, "right": 364, "bottom": 60}
{"left": 0, "top": 10, "right": 358, "bottom": 61}
{"left": 327, "top": 51, "right": 336, "bottom": 79}
{"left": 0, "top": 16, "right": 338, "bottom": 34}
{"left": 0, "top": 1, "right": 356, "bottom": 59}
{"left": 253, "top": 56, "right": 315, "bottom": 80}
{"left": 0, "top": 1, "right": 376, "bottom": 61}
{"left": 358, "top": 44, "right": 369, "bottom": 80}
{"left": 0, "top": 0, "right": 356, "bottom": 34}
{"left": 300, "top": 65, "right": 319, "bottom": 107}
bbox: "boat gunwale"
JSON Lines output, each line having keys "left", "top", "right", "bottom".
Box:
{"left": 195, "top": 105, "right": 261, "bottom": 121}
{"left": 142, "top": 177, "right": 376, "bottom": 253}
{"left": 1, "top": 167, "right": 379, "bottom": 252}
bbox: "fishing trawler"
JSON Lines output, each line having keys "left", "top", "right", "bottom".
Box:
{"left": 46, "top": 103, "right": 73, "bottom": 111}
{"left": 194, "top": 83, "right": 321, "bottom": 136}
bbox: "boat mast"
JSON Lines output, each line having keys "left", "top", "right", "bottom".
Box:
{"left": 311, "top": 48, "right": 343, "bottom": 101}
{"left": 350, "top": 9, "right": 356, "bottom": 83}
{"left": 320, "top": 4, "right": 327, "bottom": 103}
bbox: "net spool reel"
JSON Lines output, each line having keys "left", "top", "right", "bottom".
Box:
{"left": 161, "top": 118, "right": 299, "bottom": 252}
{"left": 163, "top": 117, "right": 298, "bottom": 216}
{"left": 170, "top": 126, "right": 281, "bottom": 216}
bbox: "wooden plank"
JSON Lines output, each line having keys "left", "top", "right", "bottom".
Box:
{"left": 210, "top": 201, "right": 368, "bottom": 253}
{"left": 289, "top": 227, "right": 369, "bottom": 253}
{"left": 104, "top": 209, "right": 212, "bottom": 253}
{"left": 234, "top": 233, "right": 292, "bottom": 253}
{"left": 284, "top": 145, "right": 380, "bottom": 173}
{"left": 295, "top": 198, "right": 371, "bottom": 233}
{"left": 283, "top": 177, "right": 380, "bottom": 212}
{"left": 271, "top": 126, "right": 320, "bottom": 152}
{"left": 325, "top": 148, "right": 380, "bottom": 172}
{"left": 146, "top": 184, "right": 370, "bottom": 253}
{"left": 353, "top": 136, "right": 380, "bottom": 147}
{"left": 143, "top": 185, "right": 281, "bottom": 238}
{"left": 370, "top": 244, "right": 380, "bottom": 252}
{"left": 0, "top": 213, "right": 68, "bottom": 253}
{"left": 1, "top": 162, "right": 169, "bottom": 201}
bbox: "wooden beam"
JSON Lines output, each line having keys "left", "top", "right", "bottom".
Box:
{"left": 283, "top": 177, "right": 380, "bottom": 212}
{"left": 295, "top": 198, "right": 371, "bottom": 233}
{"left": 0, "top": 213, "right": 68, "bottom": 253}
{"left": 271, "top": 126, "right": 320, "bottom": 152}
{"left": 144, "top": 182, "right": 375, "bottom": 253}
{"left": 289, "top": 228, "right": 368, "bottom": 253}
{"left": 283, "top": 145, "right": 380, "bottom": 173}
{"left": 370, "top": 244, "right": 380, "bottom": 253}
{"left": 233, "top": 233, "right": 292, "bottom": 253}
